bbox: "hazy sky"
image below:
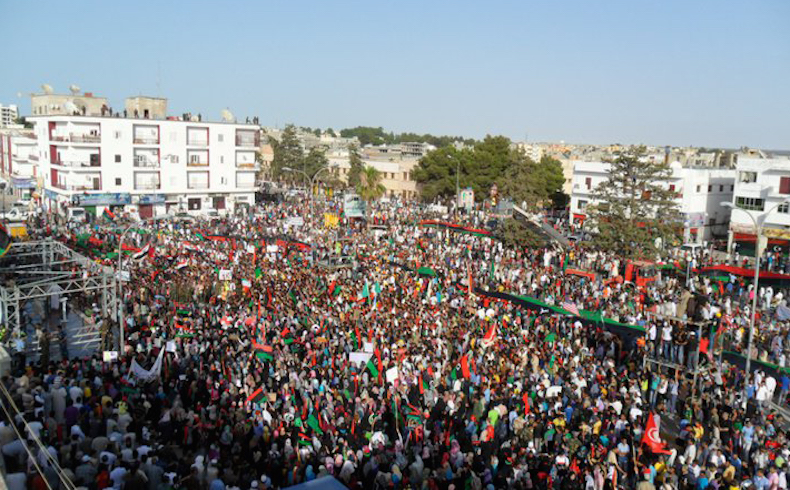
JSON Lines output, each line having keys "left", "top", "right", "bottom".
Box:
{"left": 2, "top": 0, "right": 788, "bottom": 149}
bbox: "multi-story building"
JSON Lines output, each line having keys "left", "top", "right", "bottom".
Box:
{"left": 28, "top": 99, "right": 261, "bottom": 218}
{"left": 0, "top": 128, "right": 38, "bottom": 199}
{"left": 31, "top": 92, "right": 110, "bottom": 117}
{"left": 570, "top": 159, "right": 735, "bottom": 244}
{"left": 727, "top": 156, "right": 790, "bottom": 253}
{"left": 327, "top": 153, "right": 419, "bottom": 200}
{"left": 0, "top": 104, "right": 19, "bottom": 128}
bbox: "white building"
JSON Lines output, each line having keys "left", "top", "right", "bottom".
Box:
{"left": 727, "top": 156, "right": 790, "bottom": 252}
{"left": 570, "top": 160, "right": 735, "bottom": 244}
{"left": 0, "top": 104, "right": 19, "bottom": 128}
{"left": 0, "top": 128, "right": 39, "bottom": 199}
{"left": 27, "top": 113, "right": 260, "bottom": 218}
{"left": 327, "top": 153, "right": 419, "bottom": 200}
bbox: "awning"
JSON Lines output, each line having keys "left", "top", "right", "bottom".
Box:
{"left": 572, "top": 213, "right": 586, "bottom": 221}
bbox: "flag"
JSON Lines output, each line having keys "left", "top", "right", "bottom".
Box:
{"left": 561, "top": 301, "right": 580, "bottom": 316}
{"left": 247, "top": 387, "right": 265, "bottom": 405}
{"left": 362, "top": 283, "right": 370, "bottom": 299}
{"left": 129, "top": 348, "right": 165, "bottom": 382}
{"left": 306, "top": 414, "right": 323, "bottom": 435}
{"left": 481, "top": 322, "right": 497, "bottom": 348}
{"left": 103, "top": 208, "right": 116, "bottom": 220}
{"left": 132, "top": 244, "right": 151, "bottom": 260}
{"left": 255, "top": 345, "right": 273, "bottom": 362}
{"left": 641, "top": 412, "right": 672, "bottom": 454}
{"left": 522, "top": 393, "right": 530, "bottom": 416}
{"left": 175, "top": 259, "right": 189, "bottom": 270}
{"left": 366, "top": 359, "right": 379, "bottom": 378}
{"left": 460, "top": 355, "right": 471, "bottom": 379}
{"left": 255, "top": 267, "right": 262, "bottom": 279}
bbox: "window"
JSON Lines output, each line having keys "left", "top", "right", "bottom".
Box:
{"left": 709, "top": 217, "right": 717, "bottom": 225}
{"left": 115, "top": 154, "right": 121, "bottom": 163}
{"left": 578, "top": 200, "right": 588, "bottom": 210}
{"left": 669, "top": 184, "right": 675, "bottom": 192}
{"left": 719, "top": 185, "right": 724, "bottom": 192}
{"left": 114, "top": 131, "right": 122, "bottom": 139}
{"left": 585, "top": 177, "right": 592, "bottom": 190}
{"left": 696, "top": 185, "right": 701, "bottom": 193}
{"left": 707, "top": 185, "right": 712, "bottom": 192}
{"left": 739, "top": 171, "right": 757, "bottom": 183}
{"left": 170, "top": 155, "right": 179, "bottom": 163}
{"left": 730, "top": 185, "right": 734, "bottom": 191}
{"left": 221, "top": 177, "right": 227, "bottom": 184}
{"left": 188, "top": 198, "right": 201, "bottom": 211}
{"left": 218, "top": 134, "right": 224, "bottom": 142}
{"left": 220, "top": 156, "right": 224, "bottom": 164}
{"left": 779, "top": 203, "right": 790, "bottom": 214}
{"left": 780, "top": 177, "right": 790, "bottom": 195}
{"left": 115, "top": 178, "right": 122, "bottom": 186}
{"left": 735, "top": 196, "right": 765, "bottom": 211}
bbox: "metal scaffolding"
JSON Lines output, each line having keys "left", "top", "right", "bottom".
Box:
{"left": 0, "top": 240, "right": 117, "bottom": 346}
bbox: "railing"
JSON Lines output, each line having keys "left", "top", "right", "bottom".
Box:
{"left": 236, "top": 162, "right": 256, "bottom": 169}
{"left": 133, "top": 137, "right": 159, "bottom": 144}
{"left": 70, "top": 134, "right": 101, "bottom": 143}
{"left": 187, "top": 139, "right": 208, "bottom": 146}
{"left": 134, "top": 182, "right": 161, "bottom": 190}
{"left": 52, "top": 160, "right": 101, "bottom": 168}
{"left": 29, "top": 154, "right": 39, "bottom": 161}
{"left": 187, "top": 183, "right": 209, "bottom": 190}
{"left": 133, "top": 160, "right": 160, "bottom": 168}
{"left": 187, "top": 161, "right": 209, "bottom": 167}
{"left": 236, "top": 182, "right": 256, "bottom": 189}
{"left": 235, "top": 137, "right": 260, "bottom": 147}
{"left": 52, "top": 182, "right": 102, "bottom": 191}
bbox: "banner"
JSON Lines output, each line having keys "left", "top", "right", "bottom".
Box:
{"left": 129, "top": 348, "right": 165, "bottom": 382}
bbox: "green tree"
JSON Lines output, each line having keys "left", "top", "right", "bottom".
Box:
{"left": 303, "top": 147, "right": 329, "bottom": 179}
{"left": 499, "top": 154, "right": 567, "bottom": 210}
{"left": 588, "top": 146, "right": 681, "bottom": 258}
{"left": 356, "top": 166, "right": 386, "bottom": 204}
{"left": 347, "top": 144, "right": 364, "bottom": 188}
{"left": 499, "top": 218, "right": 546, "bottom": 249}
{"left": 269, "top": 125, "right": 303, "bottom": 182}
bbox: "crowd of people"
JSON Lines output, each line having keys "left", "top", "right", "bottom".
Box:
{"left": 1, "top": 198, "right": 789, "bottom": 490}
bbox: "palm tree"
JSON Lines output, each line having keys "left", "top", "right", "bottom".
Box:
{"left": 355, "top": 166, "right": 386, "bottom": 203}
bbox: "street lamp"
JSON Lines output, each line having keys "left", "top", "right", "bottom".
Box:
{"left": 282, "top": 166, "right": 334, "bottom": 213}
{"left": 720, "top": 198, "right": 790, "bottom": 393}
{"left": 117, "top": 214, "right": 187, "bottom": 354}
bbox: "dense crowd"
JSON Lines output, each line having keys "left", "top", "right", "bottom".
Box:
{"left": 1, "top": 199, "right": 789, "bottom": 490}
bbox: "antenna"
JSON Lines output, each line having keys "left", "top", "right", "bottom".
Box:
{"left": 69, "top": 84, "right": 81, "bottom": 95}
{"left": 41, "top": 84, "right": 54, "bottom": 95}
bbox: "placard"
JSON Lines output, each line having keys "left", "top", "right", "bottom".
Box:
{"left": 349, "top": 352, "right": 373, "bottom": 366}
{"left": 103, "top": 351, "right": 119, "bottom": 362}
{"left": 166, "top": 341, "right": 177, "bottom": 353}
{"left": 386, "top": 367, "right": 399, "bottom": 383}
{"left": 219, "top": 269, "right": 232, "bottom": 281}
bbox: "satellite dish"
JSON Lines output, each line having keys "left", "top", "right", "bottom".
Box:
{"left": 41, "top": 84, "right": 54, "bottom": 95}
{"left": 69, "top": 84, "right": 81, "bottom": 95}
{"left": 63, "top": 100, "right": 80, "bottom": 115}
{"left": 221, "top": 109, "right": 235, "bottom": 122}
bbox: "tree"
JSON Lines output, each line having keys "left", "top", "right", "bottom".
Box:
{"left": 303, "top": 147, "right": 329, "bottom": 180}
{"left": 587, "top": 147, "right": 681, "bottom": 258}
{"left": 499, "top": 154, "right": 567, "bottom": 211}
{"left": 269, "top": 124, "right": 303, "bottom": 182}
{"left": 347, "top": 144, "right": 364, "bottom": 188}
{"left": 356, "top": 166, "right": 386, "bottom": 204}
{"left": 499, "top": 218, "right": 546, "bottom": 249}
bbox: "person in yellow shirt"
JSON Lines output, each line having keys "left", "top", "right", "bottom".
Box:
{"left": 593, "top": 419, "right": 603, "bottom": 435}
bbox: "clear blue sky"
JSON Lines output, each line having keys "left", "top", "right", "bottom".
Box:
{"left": 2, "top": 0, "right": 788, "bottom": 149}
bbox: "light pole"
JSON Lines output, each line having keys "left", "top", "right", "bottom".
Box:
{"left": 721, "top": 198, "right": 790, "bottom": 393}
{"left": 283, "top": 166, "right": 333, "bottom": 215}
{"left": 117, "top": 214, "right": 184, "bottom": 354}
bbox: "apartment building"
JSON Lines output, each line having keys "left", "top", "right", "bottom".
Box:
{"left": 0, "top": 104, "right": 19, "bottom": 128}
{"left": 570, "top": 160, "right": 735, "bottom": 244}
{"left": 28, "top": 109, "right": 260, "bottom": 218}
{"left": 727, "top": 156, "right": 790, "bottom": 252}
{"left": 0, "top": 128, "right": 38, "bottom": 199}
{"left": 327, "top": 153, "right": 419, "bottom": 200}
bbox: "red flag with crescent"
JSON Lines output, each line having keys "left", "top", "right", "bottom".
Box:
{"left": 641, "top": 412, "right": 672, "bottom": 454}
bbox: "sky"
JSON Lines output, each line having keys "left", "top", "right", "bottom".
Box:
{"left": 1, "top": 0, "right": 788, "bottom": 149}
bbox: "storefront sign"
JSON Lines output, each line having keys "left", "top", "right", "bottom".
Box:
{"left": 73, "top": 193, "right": 132, "bottom": 206}
{"left": 138, "top": 194, "right": 166, "bottom": 205}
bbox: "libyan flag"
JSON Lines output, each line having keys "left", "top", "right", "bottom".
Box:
{"left": 255, "top": 345, "right": 273, "bottom": 362}
{"left": 246, "top": 387, "right": 265, "bottom": 405}
{"left": 366, "top": 359, "right": 379, "bottom": 378}
{"left": 103, "top": 208, "right": 116, "bottom": 220}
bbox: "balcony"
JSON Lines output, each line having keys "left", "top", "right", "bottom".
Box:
{"left": 187, "top": 161, "right": 209, "bottom": 167}
{"left": 187, "top": 183, "right": 209, "bottom": 190}
{"left": 236, "top": 181, "right": 256, "bottom": 189}
{"left": 52, "top": 159, "right": 101, "bottom": 169}
{"left": 235, "top": 136, "right": 260, "bottom": 147}
{"left": 235, "top": 162, "right": 256, "bottom": 169}
{"left": 134, "top": 182, "right": 161, "bottom": 191}
{"left": 29, "top": 154, "right": 39, "bottom": 161}
{"left": 133, "top": 158, "right": 160, "bottom": 169}
{"left": 133, "top": 137, "right": 159, "bottom": 145}
{"left": 70, "top": 134, "right": 101, "bottom": 143}
{"left": 187, "top": 139, "right": 208, "bottom": 147}
{"left": 52, "top": 182, "right": 102, "bottom": 191}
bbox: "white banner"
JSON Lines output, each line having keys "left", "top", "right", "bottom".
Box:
{"left": 349, "top": 352, "right": 373, "bottom": 366}
{"left": 386, "top": 367, "right": 399, "bottom": 383}
{"left": 129, "top": 348, "right": 165, "bottom": 382}
{"left": 219, "top": 269, "right": 233, "bottom": 281}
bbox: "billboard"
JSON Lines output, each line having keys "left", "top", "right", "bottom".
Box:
{"left": 343, "top": 193, "right": 366, "bottom": 219}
